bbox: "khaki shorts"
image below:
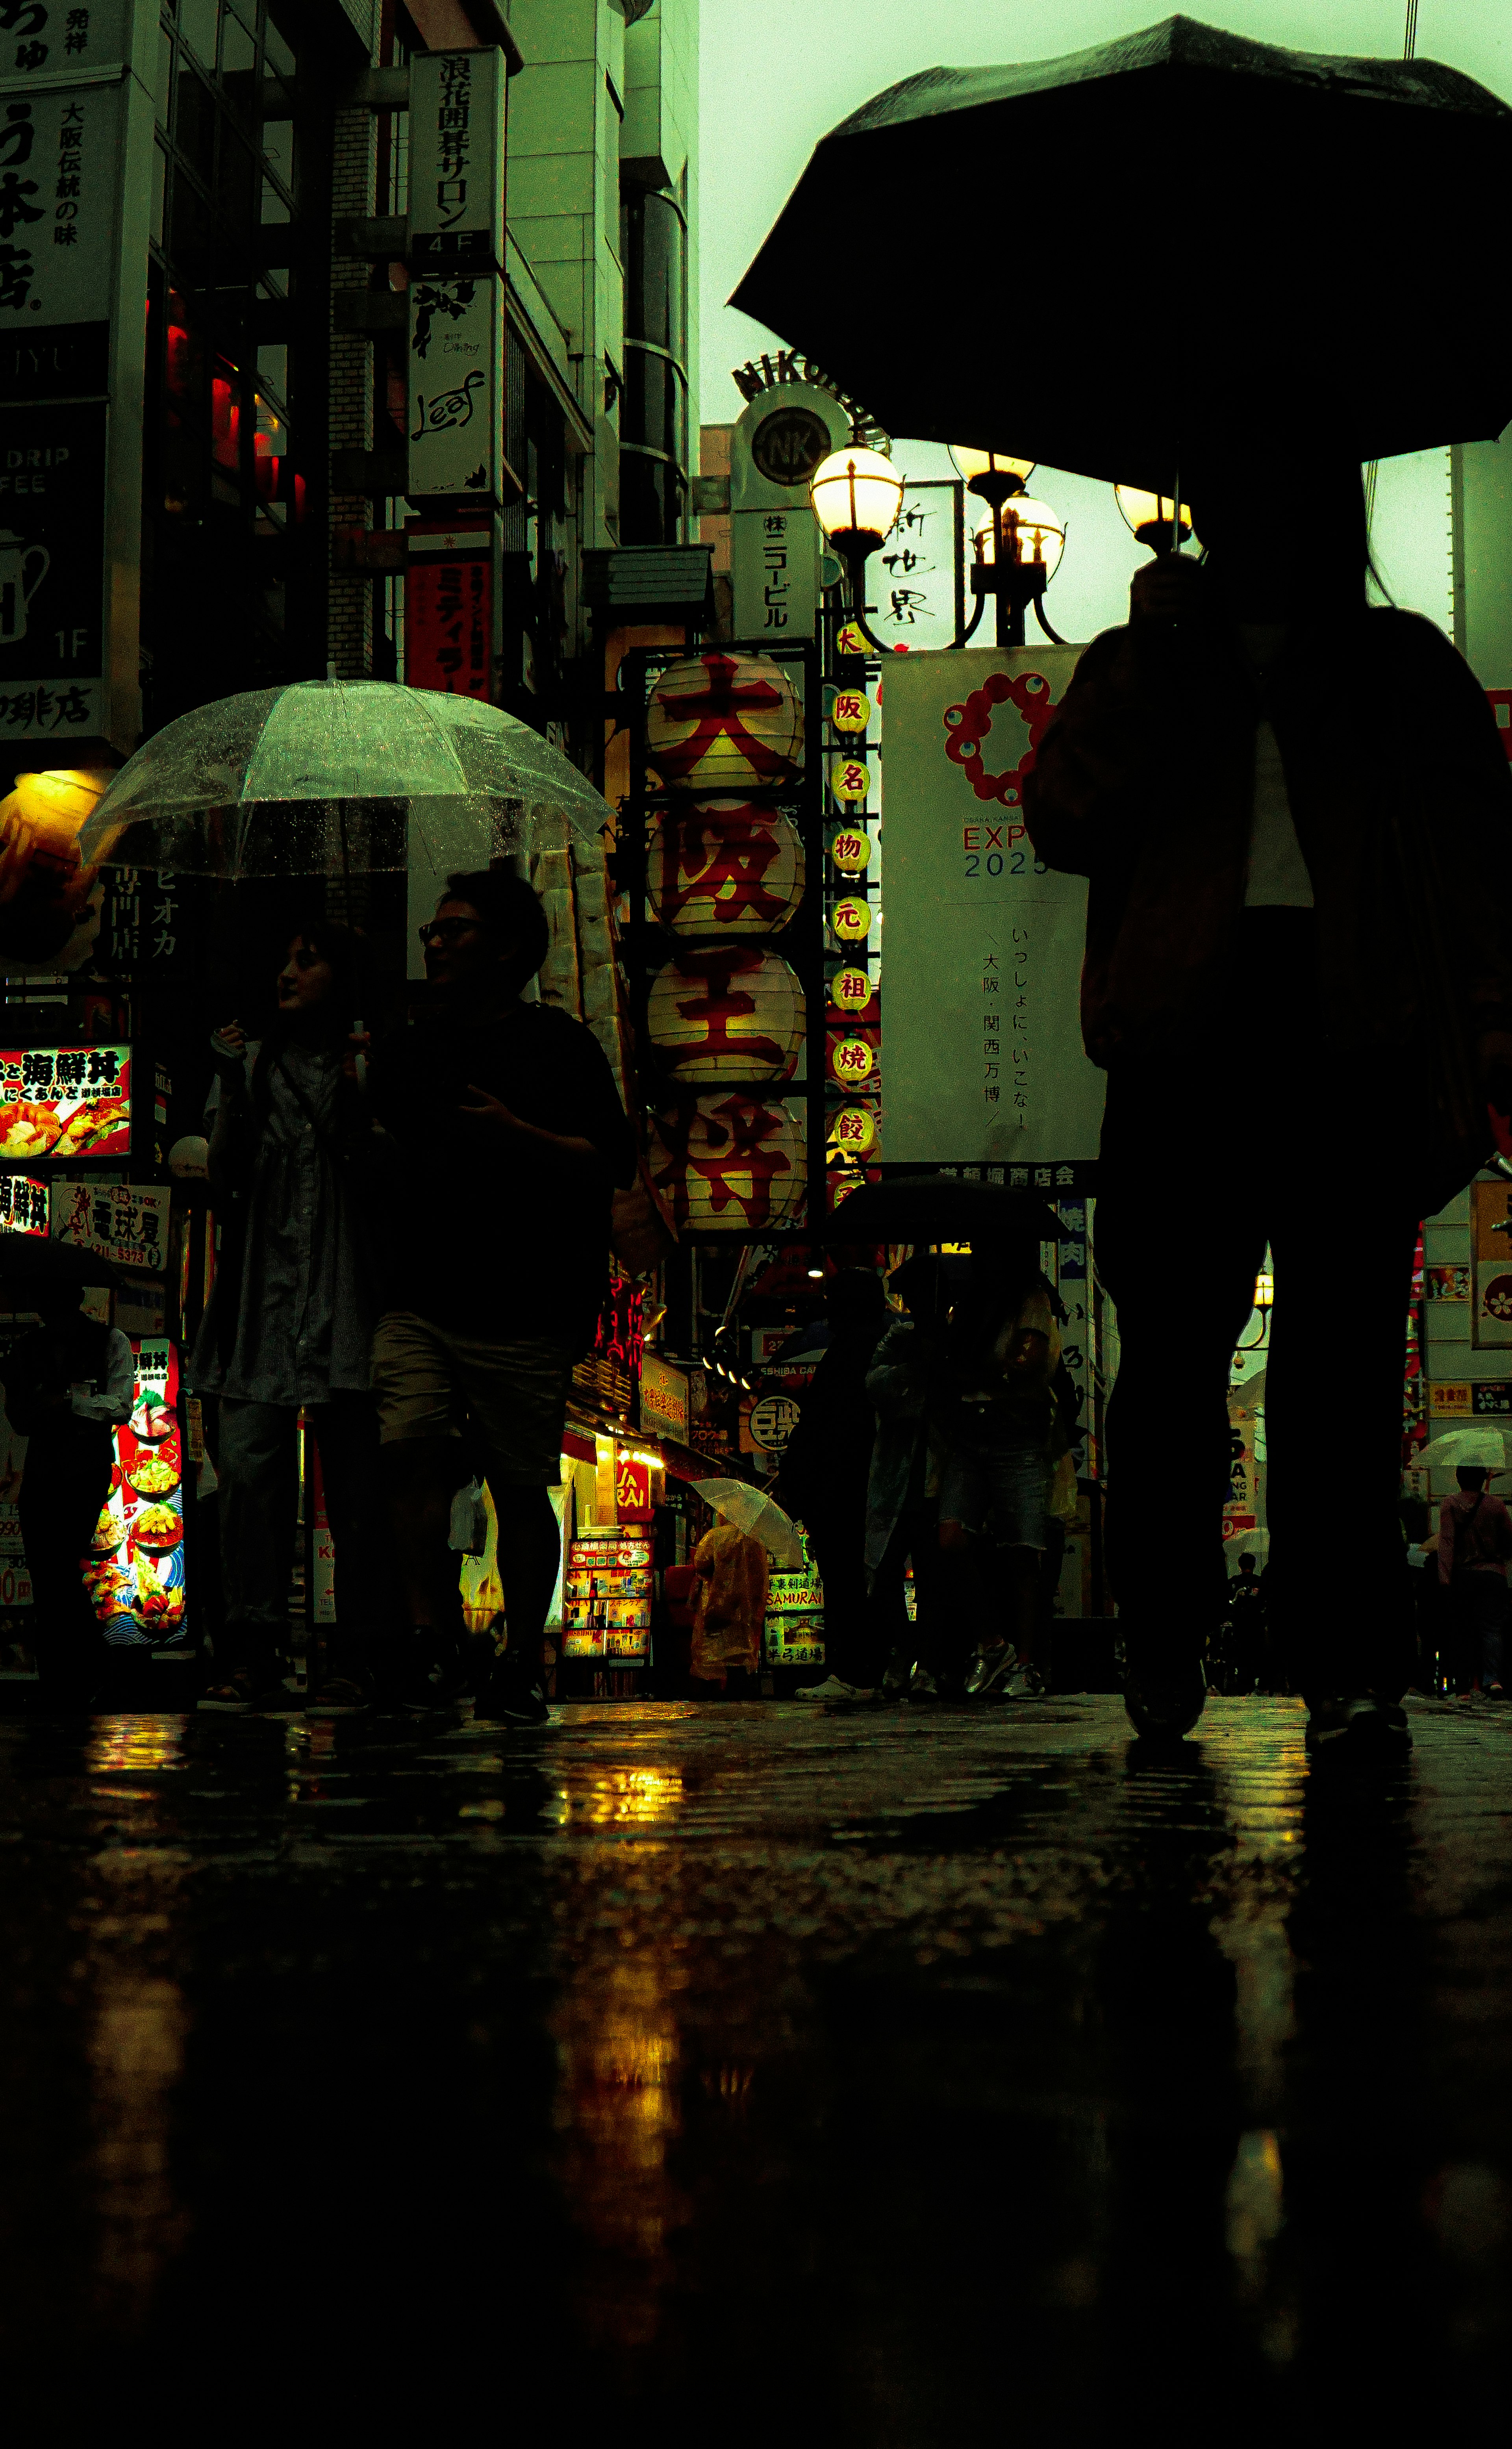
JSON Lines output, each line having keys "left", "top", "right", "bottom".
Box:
{"left": 371, "top": 1311, "right": 573, "bottom": 1485}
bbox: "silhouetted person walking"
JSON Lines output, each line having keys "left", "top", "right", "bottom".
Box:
{"left": 1438, "top": 1465, "right": 1511, "bottom": 1696}
{"left": 368, "top": 872, "right": 635, "bottom": 1723}
{"left": 1027, "top": 450, "right": 1512, "bottom": 1750}
{"left": 779, "top": 1267, "right": 889, "bottom": 1701}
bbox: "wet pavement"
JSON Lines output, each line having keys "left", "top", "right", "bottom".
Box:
{"left": 1, "top": 1693, "right": 1510, "bottom": 2436}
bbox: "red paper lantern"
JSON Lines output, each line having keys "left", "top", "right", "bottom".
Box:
{"left": 647, "top": 948, "right": 804, "bottom": 1084}
{"left": 647, "top": 651, "right": 804, "bottom": 793}
{"left": 648, "top": 797, "right": 805, "bottom": 936}
{"left": 648, "top": 1094, "right": 806, "bottom": 1233}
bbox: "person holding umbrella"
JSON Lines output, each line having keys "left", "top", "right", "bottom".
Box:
{"left": 0, "top": 1247, "right": 133, "bottom": 1707}
{"left": 1438, "top": 1465, "right": 1512, "bottom": 1698}
{"left": 191, "top": 917, "right": 383, "bottom": 1713}
{"left": 1024, "top": 449, "right": 1512, "bottom": 1748}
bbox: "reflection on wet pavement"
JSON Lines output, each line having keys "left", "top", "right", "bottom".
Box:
{"left": 0, "top": 1694, "right": 1508, "bottom": 2431}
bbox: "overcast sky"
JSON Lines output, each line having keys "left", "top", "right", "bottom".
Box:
{"left": 697, "top": 0, "right": 1506, "bottom": 638}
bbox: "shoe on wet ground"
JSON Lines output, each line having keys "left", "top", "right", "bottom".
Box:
{"left": 305, "top": 1676, "right": 370, "bottom": 1718}
{"left": 907, "top": 1665, "right": 941, "bottom": 1704}
{"left": 793, "top": 1673, "right": 875, "bottom": 1702}
{"left": 1304, "top": 1695, "right": 1412, "bottom": 1755}
{"left": 198, "top": 1670, "right": 293, "bottom": 1715}
{"left": 963, "top": 1643, "right": 1044, "bottom": 1700}
{"left": 879, "top": 1650, "right": 915, "bottom": 1700}
{"left": 1121, "top": 1654, "right": 1207, "bottom": 1739}
{"left": 473, "top": 1656, "right": 550, "bottom": 1726}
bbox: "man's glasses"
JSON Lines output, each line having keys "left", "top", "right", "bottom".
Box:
{"left": 417, "top": 918, "right": 481, "bottom": 947}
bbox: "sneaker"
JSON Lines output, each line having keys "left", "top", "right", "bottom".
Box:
{"left": 907, "top": 1664, "right": 942, "bottom": 1705}
{"left": 474, "top": 1656, "right": 550, "bottom": 1726}
{"left": 1002, "top": 1662, "right": 1046, "bottom": 1700}
{"left": 1121, "top": 1653, "right": 1207, "bottom": 1740}
{"left": 793, "top": 1672, "right": 875, "bottom": 1702}
{"left": 1305, "top": 1695, "right": 1412, "bottom": 1756}
{"left": 198, "top": 1676, "right": 253, "bottom": 1714}
{"left": 962, "top": 1641, "right": 1023, "bottom": 1698}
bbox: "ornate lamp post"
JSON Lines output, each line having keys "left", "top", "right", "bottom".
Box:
{"left": 807, "top": 444, "right": 905, "bottom": 653}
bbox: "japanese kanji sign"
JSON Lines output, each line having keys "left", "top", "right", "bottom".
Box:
{"left": 880, "top": 647, "right": 1104, "bottom": 1166}
{"left": 50, "top": 1175, "right": 167, "bottom": 1271}
{"left": 404, "top": 523, "right": 492, "bottom": 697}
{"left": 407, "top": 49, "right": 506, "bottom": 504}
{"left": 0, "top": 1042, "right": 129, "bottom": 1158}
{"left": 0, "top": 395, "right": 106, "bottom": 738}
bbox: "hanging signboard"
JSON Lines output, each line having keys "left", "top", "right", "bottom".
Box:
{"left": 404, "top": 519, "right": 493, "bottom": 696}
{"left": 407, "top": 49, "right": 506, "bottom": 506}
{"left": 49, "top": 1177, "right": 169, "bottom": 1272}
{"left": 864, "top": 478, "right": 964, "bottom": 653}
{"left": 0, "top": 1043, "right": 130, "bottom": 1159}
{"left": 0, "top": 1172, "right": 45, "bottom": 1233}
{"left": 879, "top": 646, "right": 1104, "bottom": 1168}
{"left": 640, "top": 1351, "right": 689, "bottom": 1444}
{"left": 729, "top": 380, "right": 849, "bottom": 641}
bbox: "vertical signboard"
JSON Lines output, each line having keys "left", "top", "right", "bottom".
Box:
{"left": 404, "top": 517, "right": 493, "bottom": 697}
{"left": 0, "top": 1, "right": 153, "bottom": 760}
{"left": 880, "top": 645, "right": 1105, "bottom": 1170}
{"left": 407, "top": 48, "right": 506, "bottom": 508}
{"left": 728, "top": 380, "right": 849, "bottom": 641}
{"left": 864, "top": 478, "right": 964, "bottom": 653}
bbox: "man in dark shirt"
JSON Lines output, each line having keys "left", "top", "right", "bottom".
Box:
{"left": 368, "top": 868, "right": 636, "bottom": 1721}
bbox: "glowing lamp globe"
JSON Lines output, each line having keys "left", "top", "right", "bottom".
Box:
{"left": 1115, "top": 485, "right": 1193, "bottom": 551}
{"left": 973, "top": 497, "right": 1065, "bottom": 578}
{"left": 647, "top": 651, "right": 804, "bottom": 793}
{"left": 808, "top": 447, "right": 904, "bottom": 551}
{"left": 649, "top": 1094, "right": 806, "bottom": 1233}
{"left": 648, "top": 798, "right": 805, "bottom": 937}
{"left": 949, "top": 445, "right": 1036, "bottom": 505}
{"left": 647, "top": 948, "right": 805, "bottom": 1085}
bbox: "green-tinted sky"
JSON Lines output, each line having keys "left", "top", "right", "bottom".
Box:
{"left": 697, "top": 1, "right": 1505, "bottom": 639}
{"left": 699, "top": 0, "right": 1511, "bottom": 420}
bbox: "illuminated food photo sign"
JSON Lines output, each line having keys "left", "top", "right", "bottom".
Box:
{"left": 0, "top": 1046, "right": 131, "bottom": 1161}
{"left": 0, "top": 1174, "right": 47, "bottom": 1234}
{"left": 83, "top": 1339, "right": 186, "bottom": 1643}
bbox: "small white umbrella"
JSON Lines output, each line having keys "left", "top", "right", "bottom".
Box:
{"left": 1417, "top": 1427, "right": 1507, "bottom": 1471}
{"left": 695, "top": 1478, "right": 805, "bottom": 1569}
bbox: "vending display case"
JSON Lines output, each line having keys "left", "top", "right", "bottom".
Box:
{"left": 562, "top": 1522, "right": 652, "bottom": 1662}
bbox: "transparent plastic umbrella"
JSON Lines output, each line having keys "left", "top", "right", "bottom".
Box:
{"left": 695, "top": 1478, "right": 805, "bottom": 1569}
{"left": 1417, "top": 1428, "right": 1507, "bottom": 1471}
{"left": 75, "top": 679, "right": 615, "bottom": 879}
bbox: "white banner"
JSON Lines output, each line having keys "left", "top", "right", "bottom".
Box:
{"left": 879, "top": 645, "right": 1105, "bottom": 1166}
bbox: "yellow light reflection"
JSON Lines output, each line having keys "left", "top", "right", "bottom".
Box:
{"left": 85, "top": 1716, "right": 186, "bottom": 1776}
{"left": 563, "top": 1766, "right": 684, "bottom": 1827}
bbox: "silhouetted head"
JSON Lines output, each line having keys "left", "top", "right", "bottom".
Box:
{"left": 1237, "top": 1553, "right": 1256, "bottom": 1577}
{"left": 1189, "top": 446, "right": 1371, "bottom": 621}
{"left": 422, "top": 870, "right": 550, "bottom": 997}
{"left": 892, "top": 1254, "right": 939, "bottom": 1320}
{"left": 1457, "top": 1466, "right": 1491, "bottom": 1493}
{"left": 825, "top": 1267, "right": 886, "bottom": 1327}
{"left": 277, "top": 919, "right": 359, "bottom": 1022}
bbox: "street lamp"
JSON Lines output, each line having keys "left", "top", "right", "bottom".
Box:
{"left": 1116, "top": 484, "right": 1193, "bottom": 556}
{"left": 808, "top": 444, "right": 904, "bottom": 650}
{"left": 969, "top": 495, "right": 1067, "bottom": 647}
{"left": 949, "top": 444, "right": 1036, "bottom": 506}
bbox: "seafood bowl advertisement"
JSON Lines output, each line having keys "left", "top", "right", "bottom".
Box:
{"left": 83, "top": 1339, "right": 187, "bottom": 1644}
{"left": 0, "top": 1046, "right": 132, "bottom": 1163}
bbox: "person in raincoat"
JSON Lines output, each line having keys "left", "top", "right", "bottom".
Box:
{"left": 1025, "top": 447, "right": 1512, "bottom": 1752}
{"left": 689, "top": 1517, "right": 769, "bottom": 1691}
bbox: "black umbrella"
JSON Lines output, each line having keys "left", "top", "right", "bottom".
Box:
{"left": 0, "top": 1236, "right": 127, "bottom": 1296}
{"left": 732, "top": 16, "right": 1512, "bottom": 489}
{"left": 829, "top": 1174, "right": 1069, "bottom": 1247}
